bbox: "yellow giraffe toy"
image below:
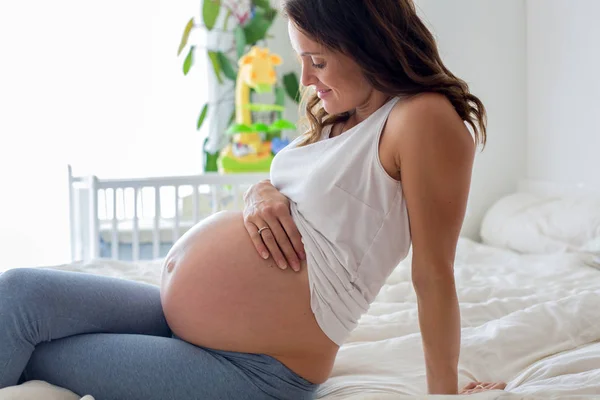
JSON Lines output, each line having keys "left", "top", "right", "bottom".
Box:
{"left": 219, "top": 46, "right": 283, "bottom": 173}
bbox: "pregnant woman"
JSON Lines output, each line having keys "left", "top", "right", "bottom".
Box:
{"left": 0, "top": 0, "right": 505, "bottom": 398}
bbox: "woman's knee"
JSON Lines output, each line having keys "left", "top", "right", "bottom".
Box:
{"left": 0, "top": 268, "right": 63, "bottom": 349}
{"left": 0, "top": 267, "right": 52, "bottom": 303}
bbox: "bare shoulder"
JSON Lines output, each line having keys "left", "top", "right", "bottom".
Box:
{"left": 378, "top": 92, "right": 475, "bottom": 181}
{"left": 385, "top": 92, "right": 475, "bottom": 167}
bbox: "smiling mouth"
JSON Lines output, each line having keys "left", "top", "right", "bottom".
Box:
{"left": 317, "top": 89, "right": 331, "bottom": 94}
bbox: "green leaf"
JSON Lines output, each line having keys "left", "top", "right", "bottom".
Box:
{"left": 244, "top": 103, "right": 285, "bottom": 112}
{"left": 208, "top": 51, "right": 224, "bottom": 84}
{"left": 270, "top": 119, "right": 296, "bottom": 130}
{"left": 275, "top": 85, "right": 285, "bottom": 119}
{"left": 178, "top": 18, "right": 194, "bottom": 56}
{"left": 228, "top": 109, "right": 236, "bottom": 126}
{"left": 234, "top": 26, "right": 246, "bottom": 59}
{"left": 226, "top": 123, "right": 253, "bottom": 135}
{"left": 202, "top": 0, "right": 221, "bottom": 31}
{"left": 243, "top": 8, "right": 275, "bottom": 44}
{"left": 252, "top": 0, "right": 271, "bottom": 9}
{"left": 216, "top": 52, "right": 237, "bottom": 81}
{"left": 283, "top": 72, "right": 300, "bottom": 103}
{"left": 197, "top": 103, "right": 209, "bottom": 130}
{"left": 263, "top": 6, "right": 278, "bottom": 22}
{"left": 275, "top": 86, "right": 285, "bottom": 106}
{"left": 251, "top": 123, "right": 269, "bottom": 132}
{"left": 183, "top": 46, "right": 195, "bottom": 75}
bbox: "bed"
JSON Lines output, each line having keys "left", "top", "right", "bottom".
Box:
{"left": 1, "top": 177, "right": 599, "bottom": 399}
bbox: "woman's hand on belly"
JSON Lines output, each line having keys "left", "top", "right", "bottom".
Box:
{"left": 243, "top": 180, "right": 305, "bottom": 272}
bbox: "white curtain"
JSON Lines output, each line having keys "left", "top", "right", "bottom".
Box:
{"left": 0, "top": 0, "right": 208, "bottom": 268}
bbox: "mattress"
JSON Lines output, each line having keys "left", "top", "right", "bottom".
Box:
{"left": 2, "top": 238, "right": 599, "bottom": 399}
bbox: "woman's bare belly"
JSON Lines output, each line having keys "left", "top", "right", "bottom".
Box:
{"left": 160, "top": 210, "right": 339, "bottom": 384}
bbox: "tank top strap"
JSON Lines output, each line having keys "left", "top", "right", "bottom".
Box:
{"left": 379, "top": 97, "right": 401, "bottom": 122}
{"left": 358, "top": 97, "right": 401, "bottom": 134}
{"left": 324, "top": 97, "right": 400, "bottom": 141}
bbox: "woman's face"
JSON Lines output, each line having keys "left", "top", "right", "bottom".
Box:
{"left": 288, "top": 21, "right": 374, "bottom": 115}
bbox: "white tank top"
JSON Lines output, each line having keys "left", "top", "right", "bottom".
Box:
{"left": 270, "top": 97, "right": 411, "bottom": 346}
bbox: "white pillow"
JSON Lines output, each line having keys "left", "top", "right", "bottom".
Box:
{"left": 480, "top": 192, "right": 600, "bottom": 254}
{"left": 0, "top": 381, "right": 94, "bottom": 400}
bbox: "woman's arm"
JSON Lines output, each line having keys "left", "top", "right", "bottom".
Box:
{"left": 390, "top": 93, "right": 475, "bottom": 394}
{"left": 243, "top": 179, "right": 305, "bottom": 271}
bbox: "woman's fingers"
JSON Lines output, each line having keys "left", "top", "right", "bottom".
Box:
{"left": 244, "top": 213, "right": 299, "bottom": 271}
{"left": 244, "top": 220, "right": 270, "bottom": 260}
{"left": 460, "top": 381, "right": 507, "bottom": 394}
{"left": 461, "top": 382, "right": 478, "bottom": 390}
{"left": 242, "top": 182, "right": 304, "bottom": 271}
{"left": 490, "top": 382, "right": 507, "bottom": 390}
{"left": 259, "top": 220, "right": 289, "bottom": 270}
{"left": 475, "top": 382, "right": 506, "bottom": 390}
{"left": 279, "top": 213, "right": 306, "bottom": 261}
{"left": 262, "top": 215, "right": 301, "bottom": 271}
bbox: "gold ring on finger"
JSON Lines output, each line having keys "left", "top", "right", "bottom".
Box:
{"left": 258, "top": 226, "right": 271, "bottom": 235}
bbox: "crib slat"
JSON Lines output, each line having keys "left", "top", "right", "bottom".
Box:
{"left": 233, "top": 185, "right": 240, "bottom": 210}
{"left": 73, "top": 187, "right": 82, "bottom": 261}
{"left": 89, "top": 176, "right": 100, "bottom": 260}
{"left": 122, "top": 192, "right": 127, "bottom": 224}
{"left": 68, "top": 166, "right": 76, "bottom": 261}
{"left": 132, "top": 188, "right": 140, "bottom": 262}
{"left": 153, "top": 186, "right": 160, "bottom": 259}
{"left": 102, "top": 189, "right": 109, "bottom": 221}
{"left": 192, "top": 185, "right": 199, "bottom": 223}
{"left": 111, "top": 189, "right": 118, "bottom": 260}
{"left": 173, "top": 186, "right": 180, "bottom": 242}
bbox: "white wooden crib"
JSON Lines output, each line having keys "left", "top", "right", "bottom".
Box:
{"left": 68, "top": 165, "right": 269, "bottom": 263}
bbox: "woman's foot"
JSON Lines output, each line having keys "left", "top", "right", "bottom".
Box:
{"left": 460, "top": 382, "right": 507, "bottom": 394}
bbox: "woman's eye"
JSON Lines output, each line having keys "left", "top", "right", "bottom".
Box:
{"left": 311, "top": 59, "right": 326, "bottom": 69}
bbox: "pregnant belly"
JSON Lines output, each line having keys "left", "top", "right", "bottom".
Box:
{"left": 160, "top": 210, "right": 338, "bottom": 384}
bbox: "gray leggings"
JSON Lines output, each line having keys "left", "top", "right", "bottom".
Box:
{"left": 0, "top": 268, "right": 318, "bottom": 400}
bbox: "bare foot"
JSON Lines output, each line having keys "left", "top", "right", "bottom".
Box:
{"left": 460, "top": 382, "right": 507, "bottom": 395}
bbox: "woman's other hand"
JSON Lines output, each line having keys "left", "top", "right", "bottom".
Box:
{"left": 243, "top": 180, "right": 306, "bottom": 271}
{"left": 459, "top": 382, "right": 506, "bottom": 394}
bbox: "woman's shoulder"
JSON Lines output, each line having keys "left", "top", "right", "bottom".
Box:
{"left": 386, "top": 92, "right": 473, "bottom": 150}
{"left": 377, "top": 92, "right": 474, "bottom": 178}
{"left": 390, "top": 92, "right": 457, "bottom": 125}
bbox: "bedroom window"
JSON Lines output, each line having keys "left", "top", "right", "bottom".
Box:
{"left": 0, "top": 0, "right": 206, "bottom": 269}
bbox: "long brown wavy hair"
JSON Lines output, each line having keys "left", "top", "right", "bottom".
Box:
{"left": 281, "top": 0, "right": 487, "bottom": 148}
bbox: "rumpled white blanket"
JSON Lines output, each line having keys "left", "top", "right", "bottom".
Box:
{"left": 1, "top": 238, "right": 599, "bottom": 399}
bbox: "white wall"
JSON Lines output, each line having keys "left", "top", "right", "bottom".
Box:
{"left": 415, "top": 0, "right": 528, "bottom": 239}
{"left": 266, "top": 1, "right": 303, "bottom": 127}
{"left": 526, "top": 0, "right": 600, "bottom": 186}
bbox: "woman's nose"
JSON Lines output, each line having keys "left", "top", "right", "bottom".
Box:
{"left": 300, "top": 67, "right": 317, "bottom": 87}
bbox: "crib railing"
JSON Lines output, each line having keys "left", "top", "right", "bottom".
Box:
{"left": 68, "top": 165, "right": 270, "bottom": 263}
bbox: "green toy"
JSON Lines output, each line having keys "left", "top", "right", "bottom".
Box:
{"left": 218, "top": 46, "right": 296, "bottom": 174}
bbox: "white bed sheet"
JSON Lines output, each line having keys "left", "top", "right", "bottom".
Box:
{"left": 1, "top": 238, "right": 599, "bottom": 399}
